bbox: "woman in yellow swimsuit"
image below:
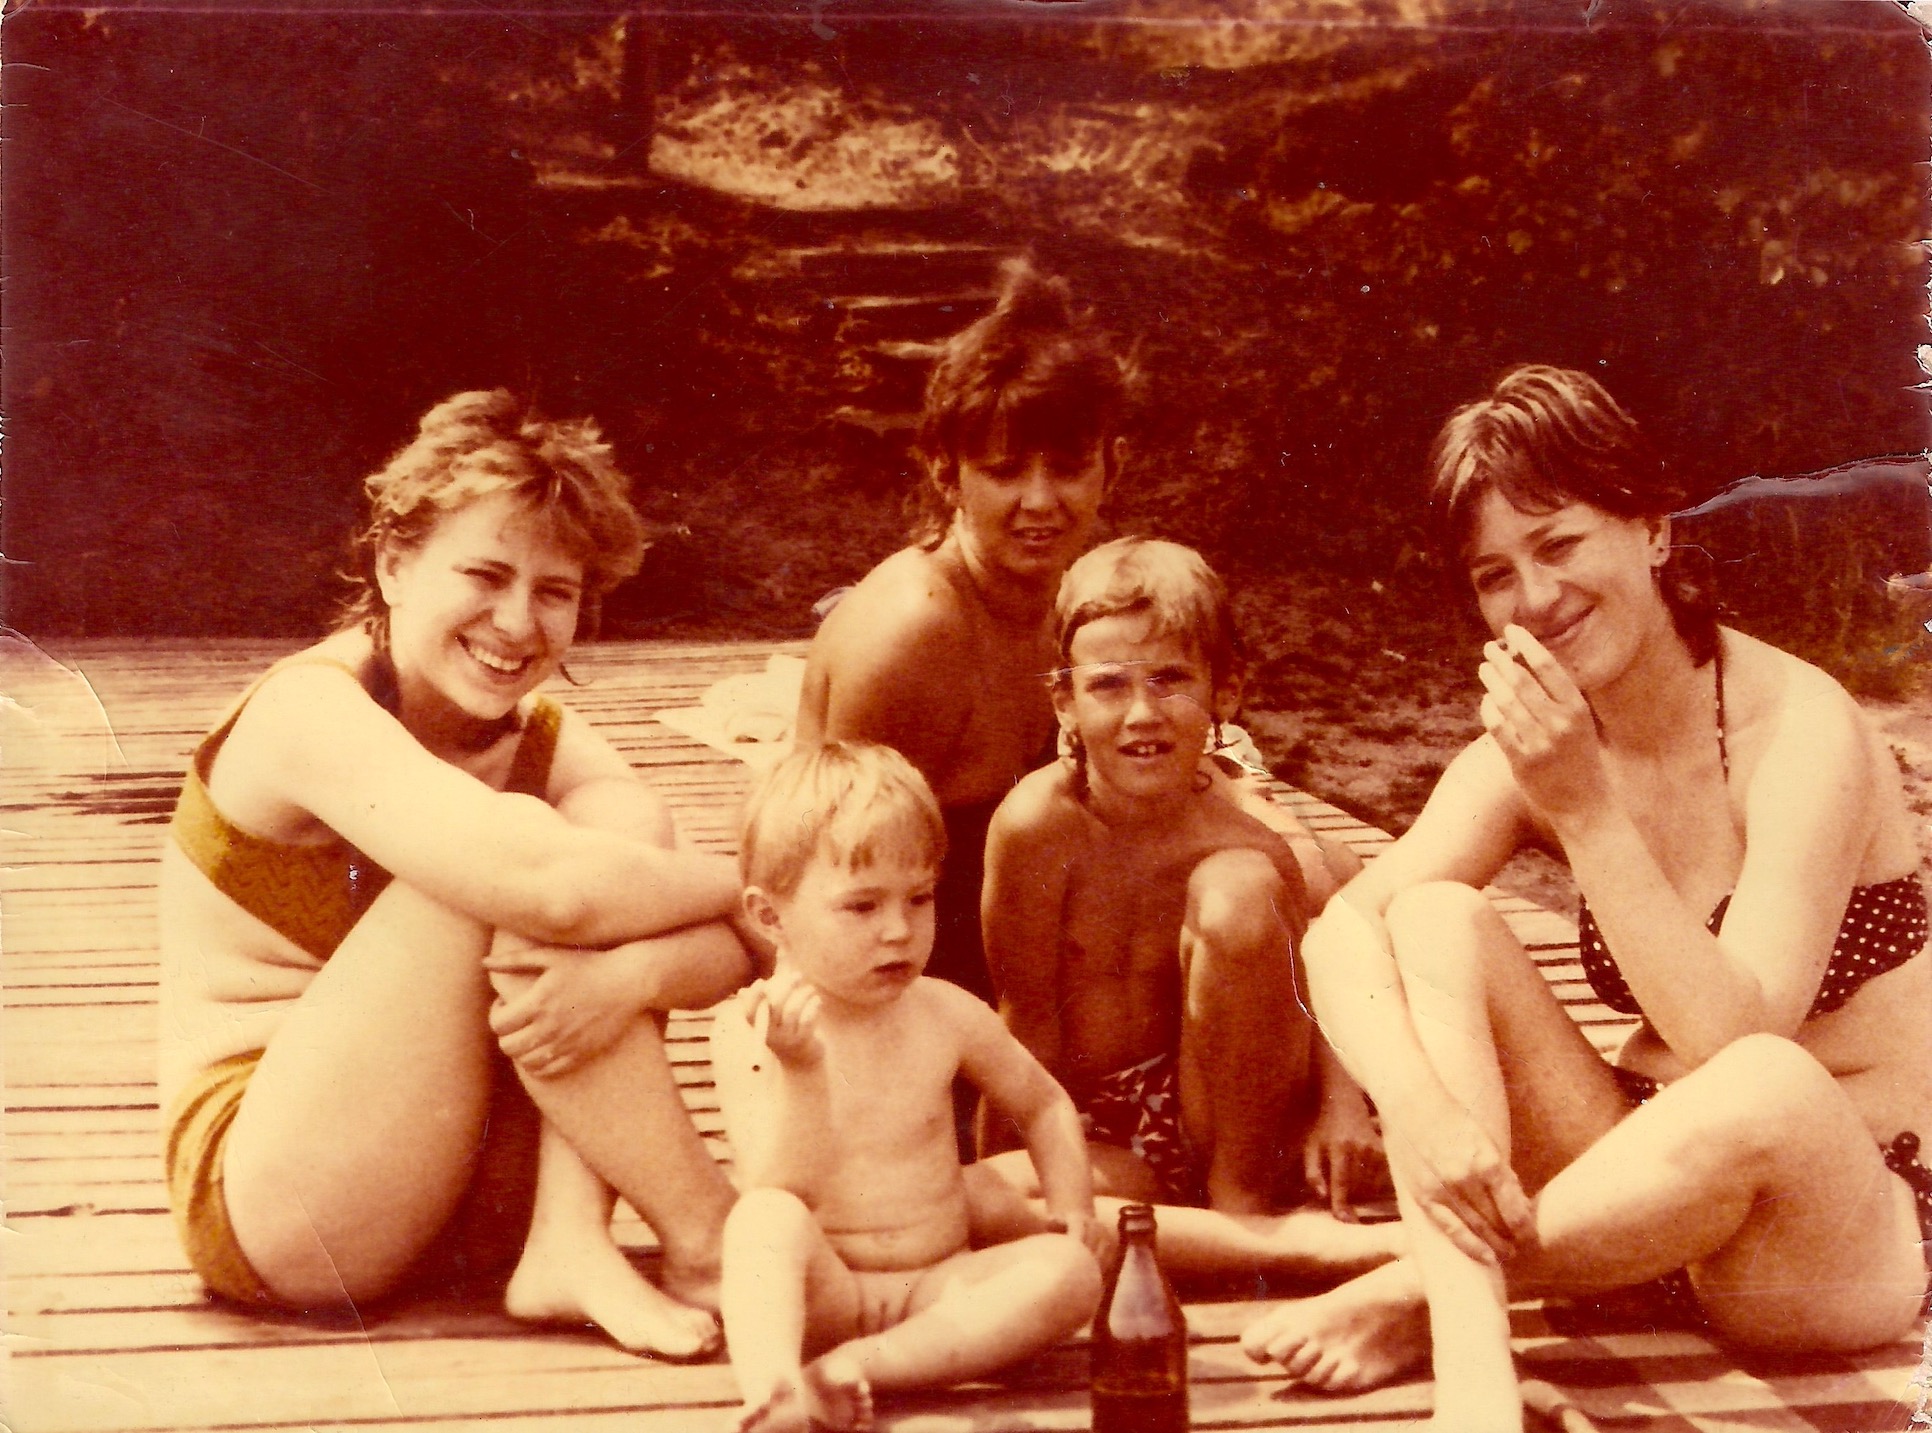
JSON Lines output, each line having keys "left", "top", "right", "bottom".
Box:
{"left": 1240, "top": 367, "right": 1931, "bottom": 1431}
{"left": 159, "top": 390, "right": 751, "bottom": 1358}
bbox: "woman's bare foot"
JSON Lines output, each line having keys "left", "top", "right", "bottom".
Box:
{"left": 1239, "top": 1260, "right": 1430, "bottom": 1392}
{"left": 505, "top": 1231, "right": 720, "bottom": 1361}
{"left": 735, "top": 1356, "right": 873, "bottom": 1433}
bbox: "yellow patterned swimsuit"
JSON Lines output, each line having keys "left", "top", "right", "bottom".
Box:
{"left": 161, "top": 658, "right": 560, "bottom": 1304}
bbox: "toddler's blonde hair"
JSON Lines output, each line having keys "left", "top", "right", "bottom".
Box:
{"left": 740, "top": 741, "right": 947, "bottom": 899}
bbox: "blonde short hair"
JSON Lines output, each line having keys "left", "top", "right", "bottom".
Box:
{"left": 740, "top": 741, "right": 948, "bottom": 899}
{"left": 341, "top": 389, "right": 647, "bottom": 647}
{"left": 1055, "top": 537, "right": 1241, "bottom": 692}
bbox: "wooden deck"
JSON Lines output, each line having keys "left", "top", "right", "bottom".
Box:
{"left": 5, "top": 636, "right": 1926, "bottom": 1433}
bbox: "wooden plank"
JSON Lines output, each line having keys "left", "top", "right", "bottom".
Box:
{"left": 8, "top": 638, "right": 1917, "bottom": 1433}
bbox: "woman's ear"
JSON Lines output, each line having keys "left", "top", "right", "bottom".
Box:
{"left": 374, "top": 541, "right": 411, "bottom": 609}
{"left": 1106, "top": 434, "right": 1129, "bottom": 492}
{"left": 1646, "top": 513, "right": 1673, "bottom": 567}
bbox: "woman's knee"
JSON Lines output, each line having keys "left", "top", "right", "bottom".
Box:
{"left": 1185, "top": 849, "right": 1299, "bottom": 963}
{"left": 1385, "top": 881, "right": 1511, "bottom": 979}
{"left": 1687, "top": 1034, "right": 1840, "bottom": 1150}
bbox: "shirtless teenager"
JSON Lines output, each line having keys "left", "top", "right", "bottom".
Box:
{"left": 970, "top": 539, "right": 1399, "bottom": 1282}
{"left": 793, "top": 261, "right": 1127, "bottom": 1033}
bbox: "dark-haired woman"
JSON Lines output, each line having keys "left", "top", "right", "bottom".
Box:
{"left": 1240, "top": 367, "right": 1930, "bottom": 1431}
{"left": 159, "top": 391, "right": 750, "bottom": 1357}
{"left": 795, "top": 263, "right": 1127, "bottom": 1022}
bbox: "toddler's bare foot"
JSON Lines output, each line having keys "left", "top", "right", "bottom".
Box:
{"left": 734, "top": 1360, "right": 872, "bottom": 1433}
{"left": 802, "top": 1351, "right": 874, "bottom": 1432}
{"left": 735, "top": 1380, "right": 807, "bottom": 1433}
{"left": 1239, "top": 1263, "right": 1429, "bottom": 1392}
{"left": 504, "top": 1234, "right": 720, "bottom": 1361}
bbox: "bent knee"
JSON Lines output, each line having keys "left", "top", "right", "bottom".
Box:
{"left": 1695, "top": 1033, "right": 1837, "bottom": 1122}
{"left": 1385, "top": 882, "right": 1510, "bottom": 971}
{"left": 1187, "top": 849, "right": 1299, "bottom": 954}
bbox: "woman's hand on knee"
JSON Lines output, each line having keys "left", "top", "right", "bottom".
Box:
{"left": 1385, "top": 1102, "right": 1531, "bottom": 1264}
{"left": 487, "top": 942, "right": 650, "bottom": 1077}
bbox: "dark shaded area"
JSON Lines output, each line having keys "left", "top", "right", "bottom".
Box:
{"left": 6, "top": 0, "right": 1927, "bottom": 685}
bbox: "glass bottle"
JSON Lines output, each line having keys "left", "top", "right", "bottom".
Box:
{"left": 1090, "top": 1203, "right": 1189, "bottom": 1433}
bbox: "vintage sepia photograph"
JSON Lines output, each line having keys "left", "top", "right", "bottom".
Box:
{"left": 6, "top": 1, "right": 1931, "bottom": 1429}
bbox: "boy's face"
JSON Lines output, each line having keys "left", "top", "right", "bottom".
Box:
{"left": 1055, "top": 614, "right": 1226, "bottom": 803}
{"left": 951, "top": 437, "right": 1113, "bottom": 585}
{"left": 754, "top": 849, "right": 938, "bottom": 1008}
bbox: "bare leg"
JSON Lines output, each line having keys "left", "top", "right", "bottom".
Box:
{"left": 1241, "top": 884, "right": 1927, "bottom": 1419}
{"left": 830, "top": 1233, "right": 1100, "bottom": 1394}
{"left": 721, "top": 1188, "right": 868, "bottom": 1433}
{"left": 503, "top": 1121, "right": 721, "bottom": 1358}
{"left": 1178, "top": 848, "right": 1316, "bottom": 1213}
{"left": 494, "top": 782, "right": 740, "bottom": 1312}
{"left": 222, "top": 879, "right": 501, "bottom": 1305}
{"left": 967, "top": 1153, "right": 1402, "bottom": 1281}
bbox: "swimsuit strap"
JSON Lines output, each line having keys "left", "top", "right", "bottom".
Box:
{"left": 1713, "top": 639, "right": 1728, "bottom": 779}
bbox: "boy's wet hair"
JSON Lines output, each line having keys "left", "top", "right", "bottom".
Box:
{"left": 341, "top": 389, "right": 647, "bottom": 651}
{"left": 740, "top": 741, "right": 948, "bottom": 900}
{"left": 1427, "top": 364, "right": 1716, "bottom": 665}
{"left": 908, "top": 259, "right": 1127, "bottom": 548}
{"left": 1054, "top": 537, "right": 1242, "bottom": 693}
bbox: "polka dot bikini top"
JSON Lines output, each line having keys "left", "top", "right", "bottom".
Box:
{"left": 1575, "top": 647, "right": 1928, "bottom": 1022}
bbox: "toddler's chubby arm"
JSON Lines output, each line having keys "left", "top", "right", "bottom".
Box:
{"left": 948, "top": 984, "right": 1102, "bottom": 1261}
{"left": 982, "top": 780, "right": 1078, "bottom": 1074}
{"left": 711, "top": 968, "right": 833, "bottom": 1195}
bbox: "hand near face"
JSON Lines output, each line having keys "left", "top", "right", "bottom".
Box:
{"left": 746, "top": 967, "right": 826, "bottom": 1069}
{"left": 1477, "top": 624, "right": 1607, "bottom": 822}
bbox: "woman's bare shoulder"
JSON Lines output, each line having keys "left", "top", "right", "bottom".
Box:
{"left": 809, "top": 548, "right": 978, "bottom": 687}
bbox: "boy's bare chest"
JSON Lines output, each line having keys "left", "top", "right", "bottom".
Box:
{"left": 1058, "top": 837, "right": 1204, "bottom": 980}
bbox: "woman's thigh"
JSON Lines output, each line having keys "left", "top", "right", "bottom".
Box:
{"left": 221, "top": 878, "right": 500, "bottom": 1303}
{"left": 1385, "top": 881, "right": 1630, "bottom": 1192}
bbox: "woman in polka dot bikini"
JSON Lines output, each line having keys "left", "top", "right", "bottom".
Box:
{"left": 1241, "top": 366, "right": 1931, "bottom": 1433}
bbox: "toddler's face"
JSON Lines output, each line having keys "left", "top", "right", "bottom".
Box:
{"left": 769, "top": 850, "right": 938, "bottom": 1008}
{"left": 1057, "top": 614, "right": 1219, "bottom": 802}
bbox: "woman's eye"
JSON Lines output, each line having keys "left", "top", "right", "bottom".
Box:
{"left": 1539, "top": 536, "right": 1580, "bottom": 562}
{"left": 910, "top": 890, "right": 936, "bottom": 908}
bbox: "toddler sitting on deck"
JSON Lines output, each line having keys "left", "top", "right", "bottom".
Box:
{"left": 714, "top": 741, "right": 1101, "bottom": 1433}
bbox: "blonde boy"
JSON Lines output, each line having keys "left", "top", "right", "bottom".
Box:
{"left": 715, "top": 742, "right": 1101, "bottom": 1433}
{"left": 978, "top": 539, "right": 1395, "bottom": 1269}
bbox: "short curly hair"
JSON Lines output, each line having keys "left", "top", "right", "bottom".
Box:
{"left": 907, "top": 259, "right": 1127, "bottom": 548}
{"left": 1426, "top": 365, "right": 1716, "bottom": 666}
{"left": 340, "top": 389, "right": 648, "bottom": 648}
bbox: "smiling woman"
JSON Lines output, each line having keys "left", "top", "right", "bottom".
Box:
{"left": 1242, "top": 367, "right": 1932, "bottom": 1433}
{"left": 157, "top": 390, "right": 755, "bottom": 1358}
{"left": 794, "top": 263, "right": 1128, "bottom": 1096}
